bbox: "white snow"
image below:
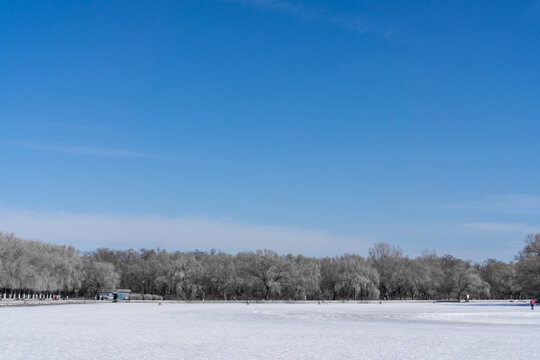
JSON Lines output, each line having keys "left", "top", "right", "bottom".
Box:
{"left": 2, "top": 302, "right": 538, "bottom": 359}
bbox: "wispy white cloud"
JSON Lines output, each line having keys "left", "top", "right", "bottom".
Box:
{"left": 457, "top": 222, "right": 539, "bottom": 234}
{"left": 227, "top": 0, "right": 319, "bottom": 20}
{"left": 256, "top": 0, "right": 316, "bottom": 18}
{"left": 1, "top": 208, "right": 533, "bottom": 261}
{"left": 351, "top": 221, "right": 534, "bottom": 261}
{"left": 226, "top": 0, "right": 377, "bottom": 35}
{"left": 4, "top": 141, "right": 154, "bottom": 159}
{"left": 441, "top": 194, "right": 540, "bottom": 214}
{"left": 1, "top": 209, "right": 536, "bottom": 261}
{"left": 0, "top": 209, "right": 369, "bottom": 255}
{"left": 45, "top": 121, "right": 101, "bottom": 133}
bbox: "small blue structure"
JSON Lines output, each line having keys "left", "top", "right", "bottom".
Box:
{"left": 99, "top": 289, "right": 131, "bottom": 301}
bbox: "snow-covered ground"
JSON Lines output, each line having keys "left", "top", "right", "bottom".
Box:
{"left": 2, "top": 302, "right": 538, "bottom": 359}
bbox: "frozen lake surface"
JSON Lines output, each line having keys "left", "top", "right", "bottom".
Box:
{"left": 2, "top": 302, "right": 539, "bottom": 359}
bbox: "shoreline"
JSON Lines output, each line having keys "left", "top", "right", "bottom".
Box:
{"left": 0, "top": 299, "right": 529, "bottom": 307}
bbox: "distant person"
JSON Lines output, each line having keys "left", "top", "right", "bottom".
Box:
{"left": 531, "top": 299, "right": 535, "bottom": 310}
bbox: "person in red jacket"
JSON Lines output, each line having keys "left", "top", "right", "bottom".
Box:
{"left": 531, "top": 299, "right": 535, "bottom": 310}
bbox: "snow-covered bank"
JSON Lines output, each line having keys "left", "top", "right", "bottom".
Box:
{"left": 1, "top": 298, "right": 531, "bottom": 307}
{"left": 1, "top": 298, "right": 530, "bottom": 307}
{"left": 2, "top": 302, "right": 539, "bottom": 359}
{"left": 0, "top": 299, "right": 100, "bottom": 306}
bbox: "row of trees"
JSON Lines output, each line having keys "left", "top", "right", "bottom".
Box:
{"left": 1, "top": 232, "right": 539, "bottom": 300}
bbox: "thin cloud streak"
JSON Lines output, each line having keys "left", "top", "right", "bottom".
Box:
{"left": 4, "top": 141, "right": 155, "bottom": 159}
{"left": 440, "top": 194, "right": 540, "bottom": 214}
{"left": 0, "top": 209, "right": 534, "bottom": 261}
{"left": 228, "top": 0, "right": 320, "bottom": 21}
{"left": 0, "top": 210, "right": 370, "bottom": 256}
{"left": 457, "top": 222, "right": 539, "bottom": 234}
{"left": 226, "top": 0, "right": 376, "bottom": 35}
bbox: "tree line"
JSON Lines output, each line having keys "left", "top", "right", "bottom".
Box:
{"left": 1, "top": 232, "right": 539, "bottom": 300}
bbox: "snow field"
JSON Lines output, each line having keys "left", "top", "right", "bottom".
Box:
{"left": 2, "top": 302, "right": 538, "bottom": 359}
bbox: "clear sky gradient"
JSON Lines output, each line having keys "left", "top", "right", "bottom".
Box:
{"left": 1, "top": 0, "right": 540, "bottom": 260}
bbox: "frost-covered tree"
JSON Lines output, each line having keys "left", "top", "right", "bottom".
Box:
{"left": 3, "top": 231, "right": 540, "bottom": 301}
{"left": 515, "top": 234, "right": 540, "bottom": 298}
{"left": 480, "top": 259, "right": 519, "bottom": 299}
{"left": 237, "top": 250, "right": 287, "bottom": 300}
{"left": 368, "top": 243, "right": 405, "bottom": 299}
{"left": 320, "top": 255, "right": 379, "bottom": 300}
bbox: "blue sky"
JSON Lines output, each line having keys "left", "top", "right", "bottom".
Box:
{"left": 1, "top": 0, "right": 540, "bottom": 260}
